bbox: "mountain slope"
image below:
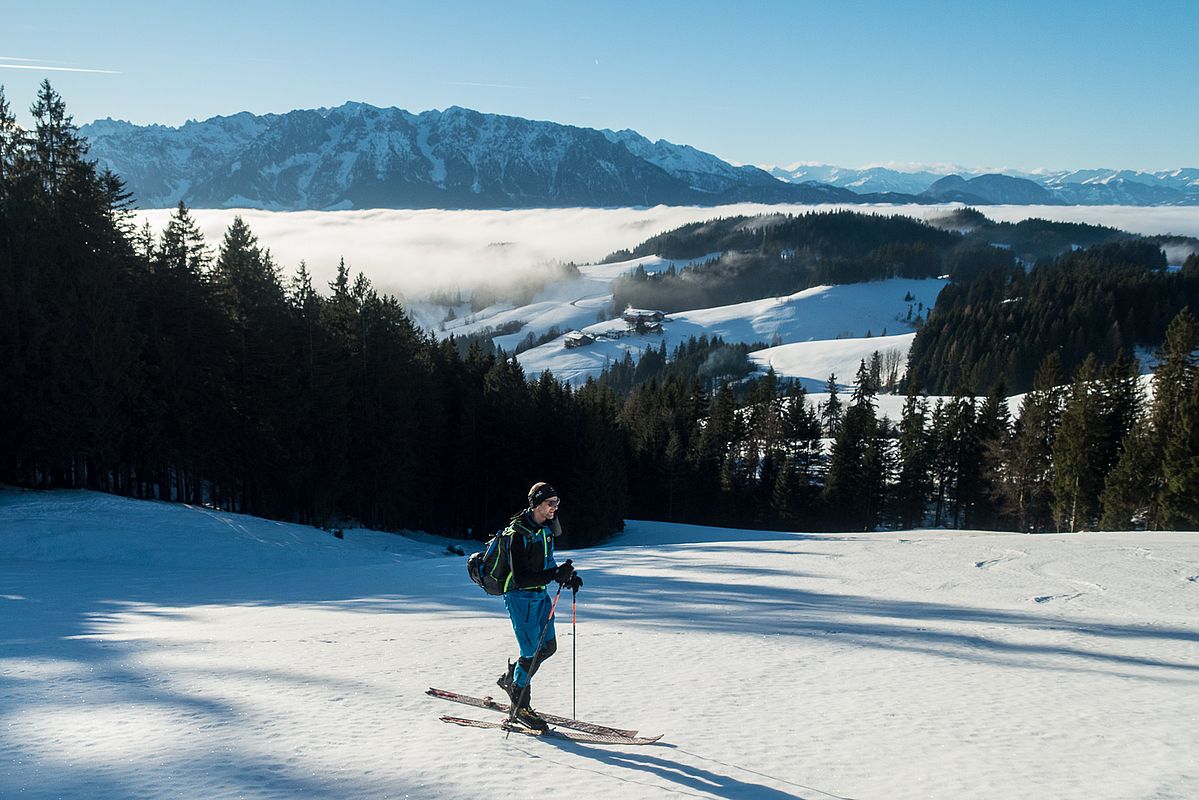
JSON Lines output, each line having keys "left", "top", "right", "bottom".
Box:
{"left": 81, "top": 104, "right": 871, "bottom": 211}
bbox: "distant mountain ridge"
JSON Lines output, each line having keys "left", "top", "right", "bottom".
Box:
{"left": 79, "top": 103, "right": 1199, "bottom": 210}
{"left": 80, "top": 104, "right": 905, "bottom": 211}
{"left": 920, "top": 174, "right": 1059, "bottom": 205}
{"left": 770, "top": 163, "right": 1199, "bottom": 206}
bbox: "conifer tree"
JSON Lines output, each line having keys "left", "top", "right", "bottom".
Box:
{"left": 210, "top": 217, "right": 290, "bottom": 514}
{"left": 1097, "top": 351, "right": 1141, "bottom": 462}
{"left": 1099, "top": 419, "right": 1154, "bottom": 530}
{"left": 825, "top": 362, "right": 883, "bottom": 530}
{"left": 660, "top": 428, "right": 687, "bottom": 521}
{"left": 29, "top": 79, "right": 83, "bottom": 196}
{"left": 1154, "top": 309, "right": 1199, "bottom": 528}
{"left": 973, "top": 384, "right": 1012, "bottom": 528}
{"left": 1051, "top": 355, "right": 1105, "bottom": 531}
{"left": 944, "top": 391, "right": 982, "bottom": 527}
{"left": 0, "top": 86, "right": 22, "bottom": 189}
{"left": 928, "top": 399, "right": 951, "bottom": 525}
{"left": 690, "top": 385, "right": 737, "bottom": 520}
{"left": 1102, "top": 310, "right": 1198, "bottom": 530}
{"left": 997, "top": 353, "right": 1063, "bottom": 531}
{"left": 895, "top": 390, "right": 932, "bottom": 528}
{"left": 1159, "top": 376, "right": 1199, "bottom": 528}
{"left": 158, "top": 201, "right": 212, "bottom": 275}
{"left": 821, "top": 374, "right": 842, "bottom": 436}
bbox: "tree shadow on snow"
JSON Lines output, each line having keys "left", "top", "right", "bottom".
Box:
{"left": 571, "top": 567, "right": 1199, "bottom": 681}
{"left": 0, "top": 560, "right": 474, "bottom": 800}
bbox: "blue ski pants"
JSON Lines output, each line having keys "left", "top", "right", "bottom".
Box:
{"left": 504, "top": 588, "right": 557, "bottom": 688}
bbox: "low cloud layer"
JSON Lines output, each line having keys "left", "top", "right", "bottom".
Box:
{"left": 135, "top": 204, "right": 1199, "bottom": 300}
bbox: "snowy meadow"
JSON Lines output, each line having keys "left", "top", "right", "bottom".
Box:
{"left": 2, "top": 490, "right": 1197, "bottom": 799}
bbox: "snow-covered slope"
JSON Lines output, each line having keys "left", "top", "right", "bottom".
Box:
{"left": 434, "top": 253, "right": 719, "bottom": 352}
{"left": 749, "top": 332, "right": 917, "bottom": 392}
{"left": 515, "top": 277, "right": 946, "bottom": 386}
{"left": 3, "top": 489, "right": 1197, "bottom": 799}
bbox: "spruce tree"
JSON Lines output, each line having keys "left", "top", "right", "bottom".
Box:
{"left": 998, "top": 353, "right": 1063, "bottom": 531}
{"left": 821, "top": 374, "right": 842, "bottom": 436}
{"left": 211, "top": 217, "right": 289, "bottom": 514}
{"left": 974, "top": 383, "right": 1012, "bottom": 529}
{"left": 1159, "top": 375, "right": 1199, "bottom": 528}
{"left": 894, "top": 390, "right": 932, "bottom": 528}
{"left": 1051, "top": 355, "right": 1104, "bottom": 531}
{"left": 1099, "top": 420, "right": 1154, "bottom": 530}
{"left": 945, "top": 391, "right": 982, "bottom": 528}
{"left": 0, "top": 86, "right": 22, "bottom": 189}
{"left": 158, "top": 201, "right": 212, "bottom": 275}
{"left": 1154, "top": 309, "right": 1199, "bottom": 528}
{"left": 29, "top": 79, "right": 84, "bottom": 196}
{"left": 825, "top": 362, "right": 882, "bottom": 530}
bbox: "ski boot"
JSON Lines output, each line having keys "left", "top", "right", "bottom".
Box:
{"left": 509, "top": 685, "right": 548, "bottom": 732}
{"left": 497, "top": 661, "right": 518, "bottom": 705}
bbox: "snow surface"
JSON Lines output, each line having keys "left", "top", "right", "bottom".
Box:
{"left": 517, "top": 279, "right": 944, "bottom": 386}
{"left": 749, "top": 333, "right": 916, "bottom": 393}
{"left": 432, "top": 254, "right": 720, "bottom": 352}
{"left": 3, "top": 489, "right": 1198, "bottom": 799}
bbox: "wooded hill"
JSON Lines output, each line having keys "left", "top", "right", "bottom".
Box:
{"left": 908, "top": 242, "right": 1199, "bottom": 394}
{"left": 608, "top": 208, "right": 1199, "bottom": 394}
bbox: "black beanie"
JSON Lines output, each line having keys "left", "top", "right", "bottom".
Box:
{"left": 528, "top": 482, "right": 559, "bottom": 507}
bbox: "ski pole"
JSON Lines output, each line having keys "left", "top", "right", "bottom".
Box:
{"left": 572, "top": 585, "right": 578, "bottom": 721}
{"left": 506, "top": 584, "right": 563, "bottom": 736}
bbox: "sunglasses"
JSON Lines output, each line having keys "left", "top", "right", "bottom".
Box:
{"left": 544, "top": 498, "right": 561, "bottom": 508}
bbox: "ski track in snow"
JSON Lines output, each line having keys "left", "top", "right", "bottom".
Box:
{"left": 2, "top": 490, "right": 1199, "bottom": 799}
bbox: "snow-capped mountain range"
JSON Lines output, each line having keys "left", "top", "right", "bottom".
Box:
{"left": 79, "top": 104, "right": 875, "bottom": 211}
{"left": 79, "top": 102, "right": 1199, "bottom": 210}
{"left": 770, "top": 163, "right": 1199, "bottom": 206}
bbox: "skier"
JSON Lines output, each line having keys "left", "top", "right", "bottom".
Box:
{"left": 496, "top": 482, "right": 582, "bottom": 730}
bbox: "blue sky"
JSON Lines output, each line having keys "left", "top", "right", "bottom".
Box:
{"left": 3, "top": 0, "right": 1196, "bottom": 171}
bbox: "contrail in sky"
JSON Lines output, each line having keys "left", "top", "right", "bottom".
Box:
{"left": 0, "top": 62, "right": 119, "bottom": 74}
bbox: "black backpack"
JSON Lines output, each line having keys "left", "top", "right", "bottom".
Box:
{"left": 467, "top": 529, "right": 512, "bottom": 596}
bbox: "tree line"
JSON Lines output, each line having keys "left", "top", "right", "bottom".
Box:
{"left": 608, "top": 313, "right": 1199, "bottom": 532}
{"left": 907, "top": 240, "right": 1199, "bottom": 394}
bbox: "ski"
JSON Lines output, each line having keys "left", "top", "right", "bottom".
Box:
{"left": 426, "top": 687, "right": 644, "bottom": 739}
{"left": 439, "top": 715, "right": 662, "bottom": 746}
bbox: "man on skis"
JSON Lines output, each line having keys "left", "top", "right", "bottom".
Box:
{"left": 496, "top": 482, "right": 582, "bottom": 730}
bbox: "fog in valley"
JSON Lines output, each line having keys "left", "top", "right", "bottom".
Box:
{"left": 135, "top": 204, "right": 1199, "bottom": 307}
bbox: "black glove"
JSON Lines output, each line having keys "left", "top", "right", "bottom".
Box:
{"left": 567, "top": 573, "right": 583, "bottom": 592}
{"left": 554, "top": 559, "right": 575, "bottom": 585}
